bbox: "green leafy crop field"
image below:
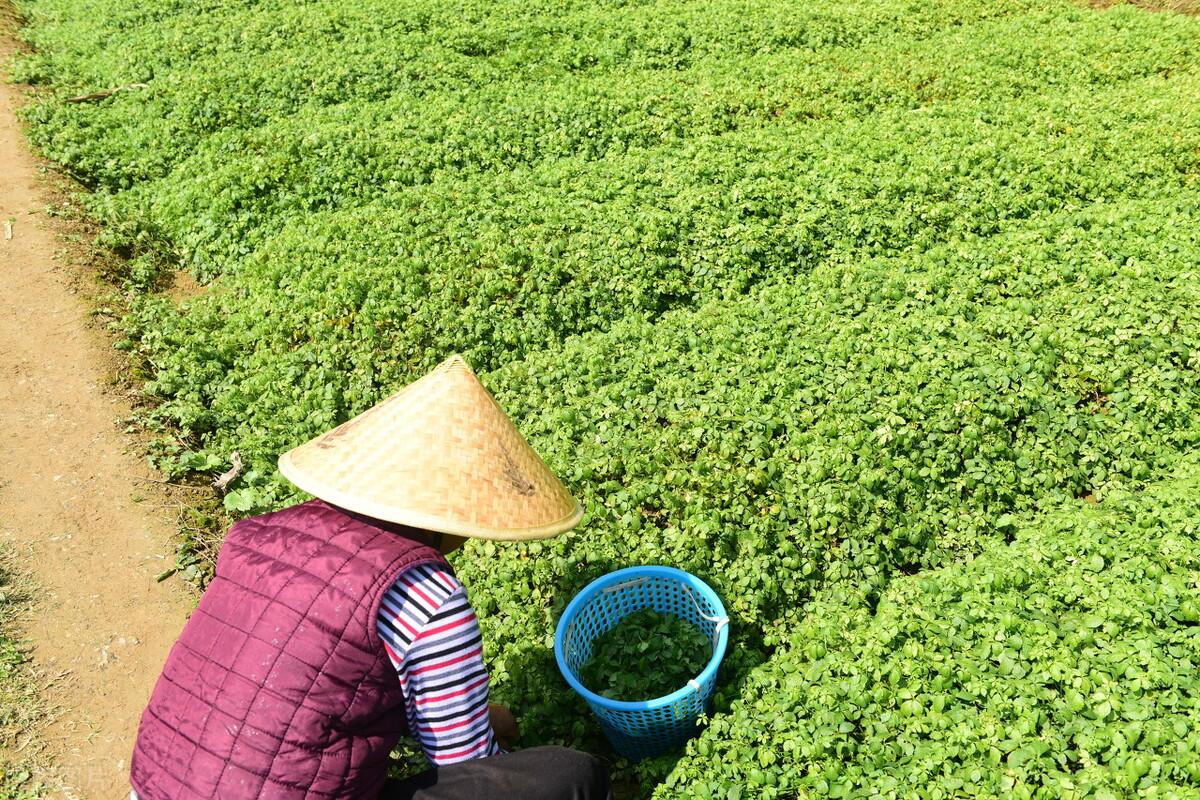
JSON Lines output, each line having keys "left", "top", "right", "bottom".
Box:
{"left": 11, "top": 0, "right": 1200, "bottom": 795}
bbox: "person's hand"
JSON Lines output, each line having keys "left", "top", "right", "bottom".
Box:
{"left": 489, "top": 703, "right": 519, "bottom": 750}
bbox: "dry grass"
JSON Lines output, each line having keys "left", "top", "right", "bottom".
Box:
{"left": 0, "top": 550, "right": 49, "bottom": 799}
{"left": 1089, "top": 0, "right": 1200, "bottom": 14}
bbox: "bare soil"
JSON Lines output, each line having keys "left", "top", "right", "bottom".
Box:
{"left": 0, "top": 28, "right": 191, "bottom": 800}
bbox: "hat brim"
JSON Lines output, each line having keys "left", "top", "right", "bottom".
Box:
{"left": 278, "top": 450, "right": 584, "bottom": 541}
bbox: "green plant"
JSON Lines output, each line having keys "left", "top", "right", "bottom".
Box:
{"left": 659, "top": 458, "right": 1200, "bottom": 798}
{"left": 0, "top": 768, "right": 44, "bottom": 800}
{"left": 579, "top": 609, "right": 712, "bottom": 701}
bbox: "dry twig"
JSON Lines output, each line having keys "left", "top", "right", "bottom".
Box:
{"left": 212, "top": 452, "right": 243, "bottom": 492}
{"left": 65, "top": 83, "right": 149, "bottom": 103}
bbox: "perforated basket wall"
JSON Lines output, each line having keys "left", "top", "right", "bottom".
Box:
{"left": 554, "top": 566, "right": 729, "bottom": 761}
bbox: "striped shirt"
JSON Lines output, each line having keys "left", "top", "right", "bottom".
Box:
{"left": 132, "top": 563, "right": 497, "bottom": 798}
{"left": 377, "top": 562, "right": 501, "bottom": 765}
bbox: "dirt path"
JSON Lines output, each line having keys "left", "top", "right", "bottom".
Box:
{"left": 0, "top": 30, "right": 192, "bottom": 800}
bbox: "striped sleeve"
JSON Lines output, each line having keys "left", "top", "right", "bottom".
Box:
{"left": 377, "top": 563, "right": 501, "bottom": 766}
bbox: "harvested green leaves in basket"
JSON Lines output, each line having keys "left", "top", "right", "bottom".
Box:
{"left": 579, "top": 609, "right": 711, "bottom": 701}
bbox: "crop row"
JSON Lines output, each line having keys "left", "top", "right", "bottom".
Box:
{"left": 105, "top": 20, "right": 1200, "bottom": 280}
{"left": 16, "top": 0, "right": 1065, "bottom": 189}
{"left": 124, "top": 71, "right": 1200, "bottom": 500}
{"left": 660, "top": 458, "right": 1200, "bottom": 798}
{"left": 451, "top": 195, "right": 1200, "bottom": 783}
{"left": 13, "top": 4, "right": 1195, "bottom": 273}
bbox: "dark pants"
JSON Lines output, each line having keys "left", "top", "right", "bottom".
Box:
{"left": 379, "top": 746, "right": 610, "bottom": 800}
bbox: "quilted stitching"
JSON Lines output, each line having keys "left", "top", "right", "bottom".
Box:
{"left": 131, "top": 500, "right": 448, "bottom": 799}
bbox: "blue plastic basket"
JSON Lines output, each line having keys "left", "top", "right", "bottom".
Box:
{"left": 554, "top": 566, "right": 729, "bottom": 761}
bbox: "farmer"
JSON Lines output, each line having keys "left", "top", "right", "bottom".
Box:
{"left": 130, "top": 355, "right": 610, "bottom": 799}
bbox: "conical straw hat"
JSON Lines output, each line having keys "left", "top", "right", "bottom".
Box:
{"left": 278, "top": 355, "right": 583, "bottom": 541}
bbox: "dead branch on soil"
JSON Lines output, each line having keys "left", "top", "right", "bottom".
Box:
{"left": 211, "top": 452, "right": 243, "bottom": 493}
{"left": 64, "top": 83, "right": 149, "bottom": 103}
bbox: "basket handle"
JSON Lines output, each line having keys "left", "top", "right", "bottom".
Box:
{"left": 601, "top": 577, "right": 730, "bottom": 639}
{"left": 601, "top": 577, "right": 650, "bottom": 593}
{"left": 682, "top": 584, "right": 730, "bottom": 639}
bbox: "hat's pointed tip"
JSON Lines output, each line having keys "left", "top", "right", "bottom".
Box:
{"left": 434, "top": 354, "right": 487, "bottom": 395}
{"left": 439, "top": 353, "right": 472, "bottom": 373}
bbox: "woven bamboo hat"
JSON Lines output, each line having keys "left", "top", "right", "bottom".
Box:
{"left": 278, "top": 355, "right": 583, "bottom": 541}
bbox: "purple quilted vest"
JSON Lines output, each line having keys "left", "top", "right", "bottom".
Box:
{"left": 131, "top": 499, "right": 449, "bottom": 799}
